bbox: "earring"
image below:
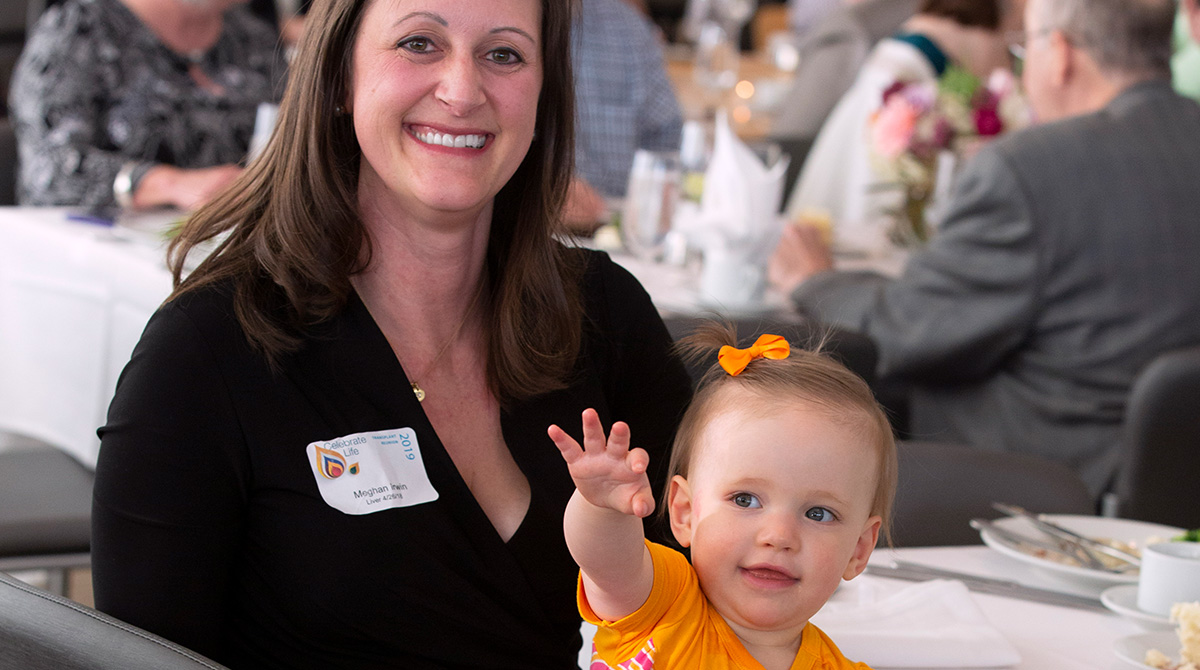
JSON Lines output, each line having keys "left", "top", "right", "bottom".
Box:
{"left": 334, "top": 104, "right": 346, "bottom": 116}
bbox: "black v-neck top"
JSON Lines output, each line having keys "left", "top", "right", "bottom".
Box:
{"left": 92, "top": 249, "right": 693, "bottom": 669}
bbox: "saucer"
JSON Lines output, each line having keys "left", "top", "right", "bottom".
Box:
{"left": 1101, "top": 585, "right": 1173, "bottom": 630}
{"left": 1113, "top": 632, "right": 1180, "bottom": 669}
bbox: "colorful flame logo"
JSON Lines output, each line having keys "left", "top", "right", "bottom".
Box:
{"left": 315, "top": 445, "right": 359, "bottom": 479}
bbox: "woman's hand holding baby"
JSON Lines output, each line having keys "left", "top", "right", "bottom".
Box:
{"left": 549, "top": 408, "right": 656, "bottom": 518}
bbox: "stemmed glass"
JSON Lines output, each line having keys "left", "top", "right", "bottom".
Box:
{"left": 713, "top": 0, "right": 755, "bottom": 36}
{"left": 692, "top": 0, "right": 757, "bottom": 100}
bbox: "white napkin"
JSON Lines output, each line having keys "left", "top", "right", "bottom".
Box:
{"left": 675, "top": 112, "right": 789, "bottom": 308}
{"left": 811, "top": 578, "right": 1022, "bottom": 668}
{"left": 682, "top": 111, "right": 790, "bottom": 261}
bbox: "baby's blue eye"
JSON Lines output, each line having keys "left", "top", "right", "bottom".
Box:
{"left": 732, "top": 493, "right": 761, "bottom": 509}
{"left": 806, "top": 507, "right": 835, "bottom": 522}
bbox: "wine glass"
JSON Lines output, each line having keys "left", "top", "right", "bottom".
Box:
{"left": 621, "top": 150, "right": 682, "bottom": 261}
{"left": 713, "top": 0, "right": 755, "bottom": 36}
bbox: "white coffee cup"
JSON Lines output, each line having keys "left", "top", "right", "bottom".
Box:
{"left": 1137, "top": 541, "right": 1200, "bottom": 617}
{"left": 700, "top": 246, "right": 765, "bottom": 309}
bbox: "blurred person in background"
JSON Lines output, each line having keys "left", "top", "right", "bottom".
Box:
{"left": 788, "top": 0, "right": 841, "bottom": 38}
{"left": 566, "top": 0, "right": 684, "bottom": 230}
{"left": 1172, "top": 0, "right": 1200, "bottom": 99}
{"left": 9, "top": 0, "right": 285, "bottom": 212}
{"left": 784, "top": 0, "right": 1021, "bottom": 235}
{"left": 769, "top": 0, "right": 1200, "bottom": 502}
{"left": 768, "top": 0, "right": 918, "bottom": 150}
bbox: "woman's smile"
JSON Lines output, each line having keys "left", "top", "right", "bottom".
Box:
{"left": 407, "top": 124, "right": 491, "bottom": 150}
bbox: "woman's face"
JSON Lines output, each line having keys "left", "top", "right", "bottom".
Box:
{"left": 348, "top": 0, "right": 543, "bottom": 223}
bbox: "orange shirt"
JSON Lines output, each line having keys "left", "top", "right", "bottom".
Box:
{"left": 578, "top": 541, "right": 872, "bottom": 670}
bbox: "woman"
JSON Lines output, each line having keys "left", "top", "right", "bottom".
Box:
{"left": 9, "top": 0, "right": 285, "bottom": 211}
{"left": 91, "top": 0, "right": 692, "bottom": 668}
{"left": 784, "top": 0, "right": 1020, "bottom": 254}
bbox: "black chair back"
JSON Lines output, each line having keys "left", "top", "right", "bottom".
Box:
{"left": 891, "top": 440, "right": 1094, "bottom": 547}
{"left": 0, "top": 571, "right": 230, "bottom": 669}
{"left": 0, "top": 446, "right": 93, "bottom": 593}
{"left": 1115, "top": 345, "right": 1200, "bottom": 529}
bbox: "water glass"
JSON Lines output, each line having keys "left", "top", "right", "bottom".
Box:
{"left": 621, "top": 150, "right": 682, "bottom": 261}
{"left": 693, "top": 21, "right": 740, "bottom": 93}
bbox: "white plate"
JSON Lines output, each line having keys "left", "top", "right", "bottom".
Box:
{"left": 1113, "top": 632, "right": 1181, "bottom": 669}
{"left": 1102, "top": 584, "right": 1174, "bottom": 630}
{"left": 979, "top": 515, "right": 1183, "bottom": 589}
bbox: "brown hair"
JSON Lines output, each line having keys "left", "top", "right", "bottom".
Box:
{"left": 665, "top": 322, "right": 898, "bottom": 541}
{"left": 919, "top": 0, "right": 1001, "bottom": 29}
{"left": 166, "top": 0, "right": 582, "bottom": 405}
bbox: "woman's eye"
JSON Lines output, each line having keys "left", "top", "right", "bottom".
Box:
{"left": 732, "top": 493, "right": 761, "bottom": 509}
{"left": 805, "top": 507, "right": 835, "bottom": 522}
{"left": 486, "top": 48, "right": 523, "bottom": 65}
{"left": 399, "top": 36, "right": 433, "bottom": 53}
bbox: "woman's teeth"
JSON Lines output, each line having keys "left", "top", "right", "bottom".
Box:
{"left": 414, "top": 130, "right": 486, "bottom": 149}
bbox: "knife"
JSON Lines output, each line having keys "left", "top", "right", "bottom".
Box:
{"left": 990, "top": 502, "right": 1141, "bottom": 568}
{"left": 864, "top": 561, "right": 1108, "bottom": 611}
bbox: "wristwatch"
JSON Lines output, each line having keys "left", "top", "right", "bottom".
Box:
{"left": 112, "top": 161, "right": 152, "bottom": 209}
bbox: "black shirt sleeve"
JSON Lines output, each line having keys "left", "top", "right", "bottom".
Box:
{"left": 92, "top": 293, "right": 251, "bottom": 660}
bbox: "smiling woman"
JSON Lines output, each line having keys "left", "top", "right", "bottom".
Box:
{"left": 89, "top": 0, "right": 694, "bottom": 667}
{"left": 350, "top": 2, "right": 544, "bottom": 219}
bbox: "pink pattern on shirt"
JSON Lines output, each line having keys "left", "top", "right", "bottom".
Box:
{"left": 589, "top": 638, "right": 657, "bottom": 669}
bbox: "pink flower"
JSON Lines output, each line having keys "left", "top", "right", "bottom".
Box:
{"left": 986, "top": 69, "right": 1018, "bottom": 98}
{"left": 882, "top": 80, "right": 907, "bottom": 104}
{"left": 974, "top": 107, "right": 1003, "bottom": 136}
{"left": 872, "top": 98, "right": 921, "bottom": 159}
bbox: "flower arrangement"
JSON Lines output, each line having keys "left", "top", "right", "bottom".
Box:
{"left": 869, "top": 66, "right": 1029, "bottom": 245}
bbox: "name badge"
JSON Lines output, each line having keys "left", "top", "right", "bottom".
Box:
{"left": 306, "top": 428, "right": 439, "bottom": 515}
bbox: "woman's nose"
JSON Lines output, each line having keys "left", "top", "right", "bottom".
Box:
{"left": 434, "top": 54, "right": 486, "bottom": 115}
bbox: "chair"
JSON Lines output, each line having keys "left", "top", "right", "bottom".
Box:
{"left": 0, "top": 117, "right": 18, "bottom": 206}
{"left": 0, "top": 445, "right": 94, "bottom": 594}
{"left": 0, "top": 570, "right": 230, "bottom": 669}
{"left": 890, "top": 440, "right": 1094, "bottom": 547}
{"left": 1114, "top": 344, "right": 1200, "bottom": 529}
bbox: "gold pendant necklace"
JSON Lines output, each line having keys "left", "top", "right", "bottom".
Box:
{"left": 405, "top": 282, "right": 484, "bottom": 403}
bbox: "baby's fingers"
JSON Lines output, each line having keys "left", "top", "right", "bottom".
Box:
{"left": 547, "top": 424, "right": 583, "bottom": 464}
{"left": 625, "top": 445, "right": 649, "bottom": 475}
{"left": 627, "top": 447, "right": 654, "bottom": 518}
{"left": 630, "top": 489, "right": 656, "bottom": 518}
{"left": 607, "top": 421, "right": 631, "bottom": 455}
{"left": 579, "top": 408, "right": 609, "bottom": 454}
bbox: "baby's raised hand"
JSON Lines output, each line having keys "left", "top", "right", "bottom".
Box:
{"left": 549, "top": 408, "right": 655, "bottom": 518}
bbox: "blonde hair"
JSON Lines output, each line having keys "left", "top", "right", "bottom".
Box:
{"left": 666, "top": 322, "right": 898, "bottom": 541}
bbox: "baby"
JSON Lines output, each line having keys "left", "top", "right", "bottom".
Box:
{"left": 549, "top": 328, "right": 897, "bottom": 669}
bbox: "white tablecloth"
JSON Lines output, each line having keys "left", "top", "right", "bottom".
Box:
{"left": 0, "top": 208, "right": 902, "bottom": 469}
{"left": 0, "top": 208, "right": 176, "bottom": 466}
{"left": 580, "top": 545, "right": 1144, "bottom": 669}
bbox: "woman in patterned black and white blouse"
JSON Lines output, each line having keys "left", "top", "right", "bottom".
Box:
{"left": 9, "top": 0, "right": 287, "bottom": 211}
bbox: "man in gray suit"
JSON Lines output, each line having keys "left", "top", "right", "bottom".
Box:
{"left": 768, "top": 0, "right": 1200, "bottom": 499}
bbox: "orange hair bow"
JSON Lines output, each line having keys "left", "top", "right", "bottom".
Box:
{"left": 718, "top": 334, "right": 790, "bottom": 376}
